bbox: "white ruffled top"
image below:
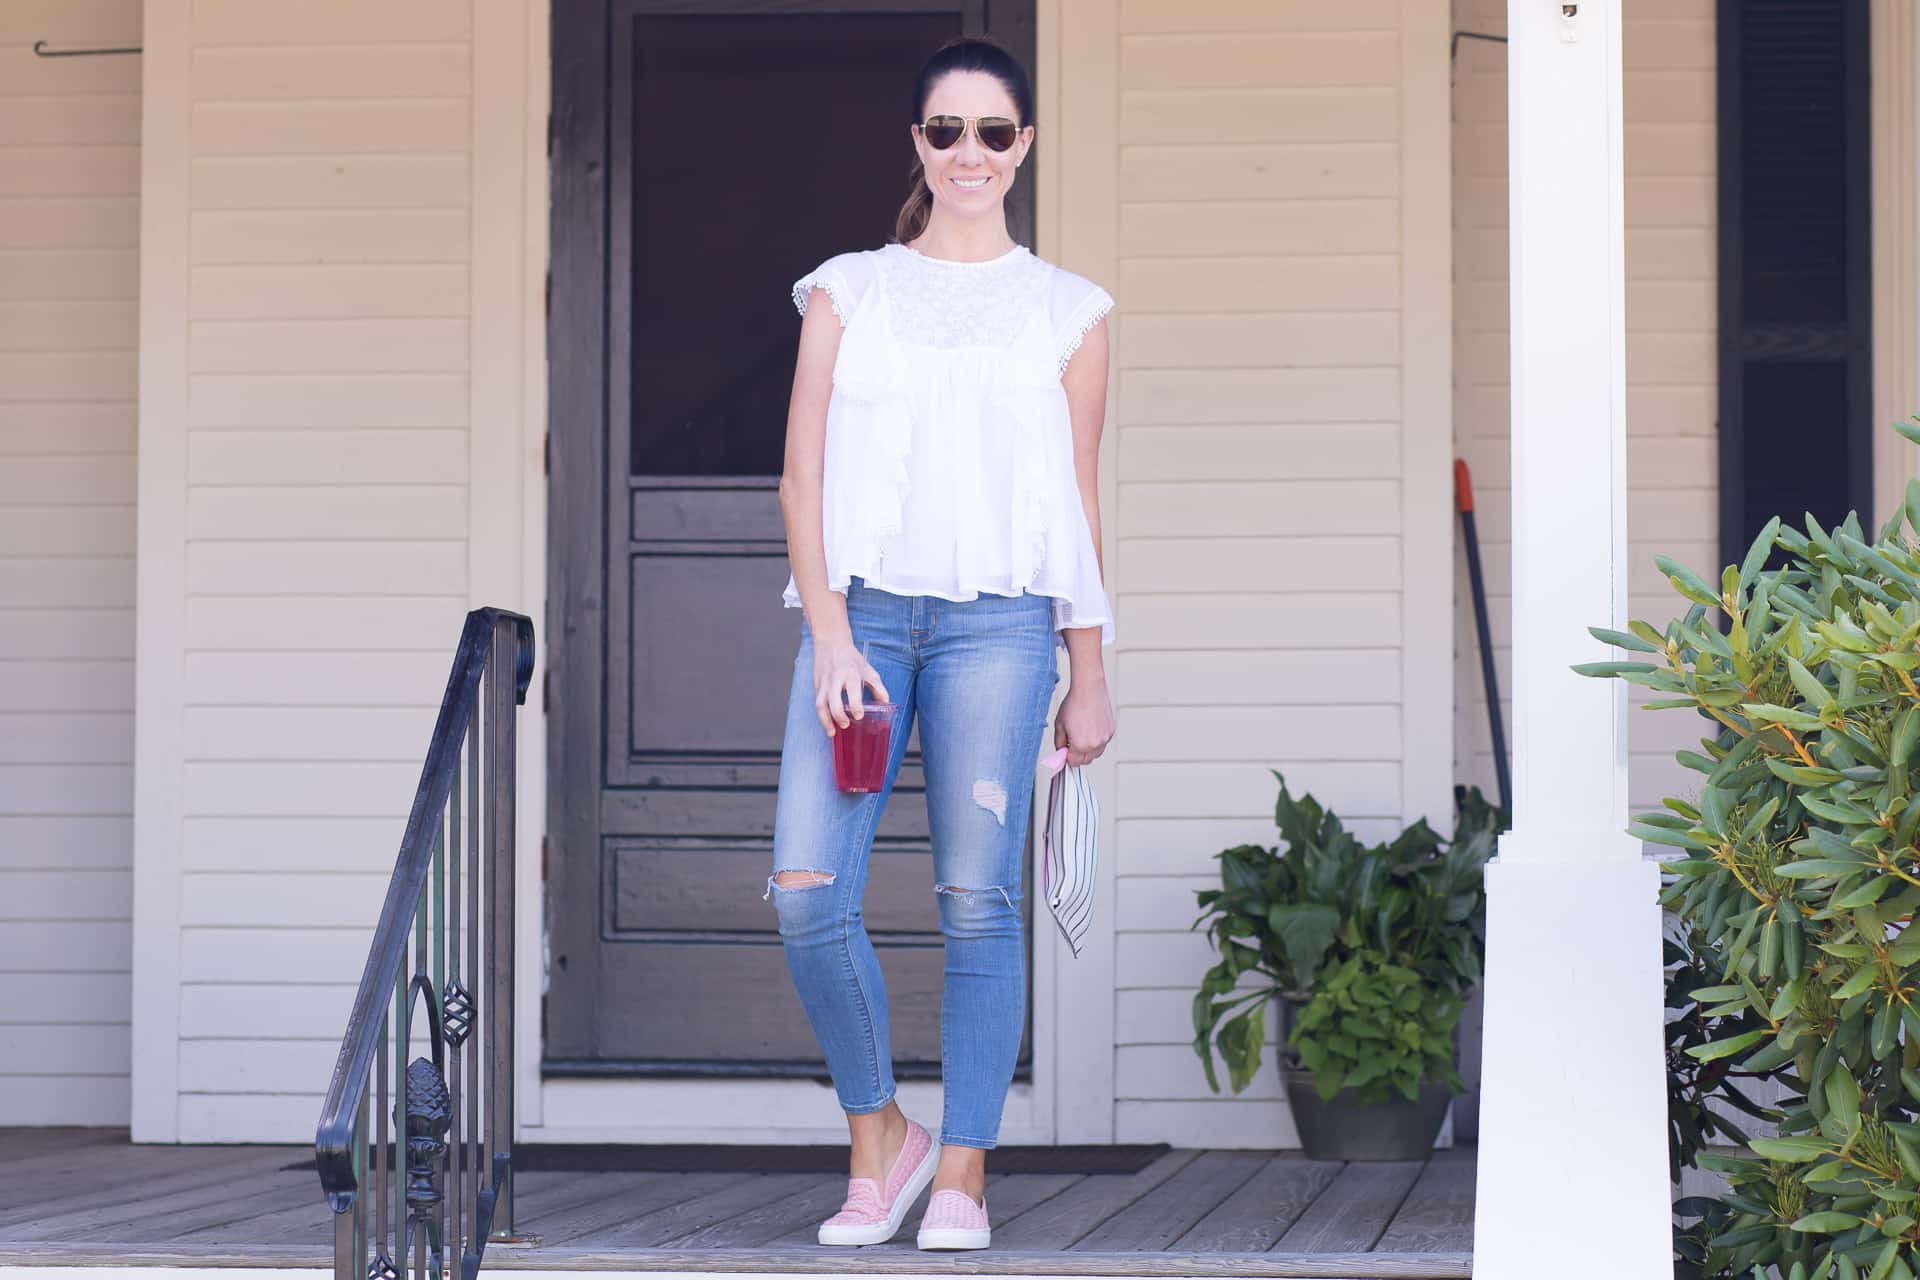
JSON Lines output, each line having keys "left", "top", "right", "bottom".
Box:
{"left": 783, "top": 242, "right": 1116, "bottom": 649}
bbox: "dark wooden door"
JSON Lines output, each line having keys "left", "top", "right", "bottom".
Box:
{"left": 547, "top": 0, "right": 1036, "bottom": 1076}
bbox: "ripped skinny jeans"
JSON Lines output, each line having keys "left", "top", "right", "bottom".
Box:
{"left": 767, "top": 575, "right": 1059, "bottom": 1148}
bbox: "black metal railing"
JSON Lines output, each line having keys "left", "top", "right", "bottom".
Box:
{"left": 315, "top": 609, "right": 535, "bottom": 1280}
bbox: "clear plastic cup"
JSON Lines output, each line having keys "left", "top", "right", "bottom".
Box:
{"left": 833, "top": 701, "right": 896, "bottom": 793}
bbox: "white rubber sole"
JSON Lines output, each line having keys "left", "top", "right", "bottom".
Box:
{"left": 916, "top": 1224, "right": 992, "bottom": 1251}
{"left": 816, "top": 1131, "right": 940, "bottom": 1247}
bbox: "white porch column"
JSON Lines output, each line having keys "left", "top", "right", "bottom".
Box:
{"left": 1472, "top": 3, "right": 1672, "bottom": 1278}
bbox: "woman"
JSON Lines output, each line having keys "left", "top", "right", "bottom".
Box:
{"left": 769, "top": 36, "right": 1116, "bottom": 1251}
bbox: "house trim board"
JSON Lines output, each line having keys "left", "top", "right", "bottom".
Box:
{"left": 1041, "top": 0, "right": 1121, "bottom": 1147}
{"left": 130, "top": 0, "right": 193, "bottom": 1145}
{"left": 519, "top": 0, "right": 555, "bottom": 1135}
{"left": 1399, "top": 0, "right": 1456, "bottom": 832}
{"left": 464, "top": 0, "right": 551, "bottom": 1135}
{"left": 1396, "top": 0, "right": 1460, "bottom": 1149}
{"left": 1874, "top": 0, "right": 1920, "bottom": 525}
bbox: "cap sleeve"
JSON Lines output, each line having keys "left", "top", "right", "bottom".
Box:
{"left": 1049, "top": 268, "right": 1115, "bottom": 376}
{"left": 791, "top": 250, "right": 874, "bottom": 328}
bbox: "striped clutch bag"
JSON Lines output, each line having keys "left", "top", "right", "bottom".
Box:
{"left": 1040, "top": 745, "right": 1099, "bottom": 958}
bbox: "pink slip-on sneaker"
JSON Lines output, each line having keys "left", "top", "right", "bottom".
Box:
{"left": 816, "top": 1116, "right": 938, "bottom": 1246}
{"left": 916, "top": 1186, "right": 991, "bottom": 1250}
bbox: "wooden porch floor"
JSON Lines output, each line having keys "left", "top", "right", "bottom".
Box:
{"left": 0, "top": 1130, "right": 1473, "bottom": 1278}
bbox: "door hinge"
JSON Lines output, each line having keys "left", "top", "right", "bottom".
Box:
{"left": 543, "top": 430, "right": 550, "bottom": 478}
{"left": 541, "top": 835, "right": 552, "bottom": 882}
{"left": 542, "top": 666, "right": 551, "bottom": 712}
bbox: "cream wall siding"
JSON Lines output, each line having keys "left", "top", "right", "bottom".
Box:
{"left": 1451, "top": 0, "right": 1717, "bottom": 823}
{"left": 0, "top": 0, "right": 142, "bottom": 1125}
{"left": 1109, "top": 0, "right": 1450, "bottom": 1149}
{"left": 135, "top": 0, "right": 476, "bottom": 1141}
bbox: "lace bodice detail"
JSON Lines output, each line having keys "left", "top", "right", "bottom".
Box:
{"left": 874, "top": 244, "right": 1052, "bottom": 350}
{"left": 793, "top": 243, "right": 1116, "bottom": 376}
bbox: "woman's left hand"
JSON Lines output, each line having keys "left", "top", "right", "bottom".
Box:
{"left": 1054, "top": 675, "right": 1114, "bottom": 767}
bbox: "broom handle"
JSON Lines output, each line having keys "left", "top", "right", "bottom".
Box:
{"left": 1456, "top": 460, "right": 1512, "bottom": 813}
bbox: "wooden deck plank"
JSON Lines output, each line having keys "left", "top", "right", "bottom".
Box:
{"left": 1371, "top": 1149, "right": 1476, "bottom": 1255}
{"left": 667, "top": 1174, "right": 861, "bottom": 1249}
{"left": 0, "top": 1128, "right": 125, "bottom": 1164}
{"left": 1070, "top": 1151, "right": 1269, "bottom": 1252}
{"left": 0, "top": 1146, "right": 301, "bottom": 1232}
{"left": 34, "top": 1167, "right": 314, "bottom": 1242}
{"left": 1168, "top": 1155, "right": 1343, "bottom": 1252}
{"left": 519, "top": 1172, "right": 758, "bottom": 1247}
{"left": 483, "top": 1167, "right": 680, "bottom": 1237}
{"left": 184, "top": 1197, "right": 333, "bottom": 1248}
{"left": 0, "top": 1142, "right": 274, "bottom": 1218}
{"left": 1271, "top": 1162, "right": 1424, "bottom": 1254}
{"left": 990, "top": 1150, "right": 1202, "bottom": 1251}
{"left": 175, "top": 1165, "right": 629, "bottom": 1248}
{"left": 970, "top": 1174, "right": 1085, "bottom": 1236}
{"left": 591, "top": 1173, "right": 824, "bottom": 1248}
{"left": 515, "top": 1168, "right": 632, "bottom": 1207}
{"left": 221, "top": 1169, "right": 624, "bottom": 1248}
{"left": 220, "top": 1168, "right": 713, "bottom": 1250}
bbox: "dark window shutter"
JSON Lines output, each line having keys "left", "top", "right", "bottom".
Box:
{"left": 1717, "top": 0, "right": 1872, "bottom": 566}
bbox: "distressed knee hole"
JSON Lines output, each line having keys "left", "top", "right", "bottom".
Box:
{"left": 971, "top": 779, "right": 1008, "bottom": 826}
{"left": 763, "top": 869, "right": 835, "bottom": 901}
{"left": 935, "top": 883, "right": 1017, "bottom": 911}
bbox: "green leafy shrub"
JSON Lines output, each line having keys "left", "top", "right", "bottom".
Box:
{"left": 1289, "top": 949, "right": 1465, "bottom": 1103}
{"left": 1665, "top": 919, "right": 1802, "bottom": 1280}
{"left": 1190, "top": 772, "right": 1504, "bottom": 1096}
{"left": 1584, "top": 426, "right": 1920, "bottom": 1279}
{"left": 1666, "top": 918, "right": 1793, "bottom": 1180}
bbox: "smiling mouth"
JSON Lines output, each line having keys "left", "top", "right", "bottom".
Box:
{"left": 951, "top": 176, "right": 990, "bottom": 189}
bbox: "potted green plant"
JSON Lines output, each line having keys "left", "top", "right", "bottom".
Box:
{"left": 1191, "top": 774, "right": 1504, "bottom": 1160}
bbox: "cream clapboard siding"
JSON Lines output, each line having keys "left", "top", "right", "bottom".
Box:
{"left": 1107, "top": 0, "right": 1449, "bottom": 1149}
{"left": 0, "top": 0, "right": 142, "bottom": 1126}
{"left": 1451, "top": 0, "right": 1717, "bottom": 824}
{"left": 138, "top": 0, "right": 475, "bottom": 1140}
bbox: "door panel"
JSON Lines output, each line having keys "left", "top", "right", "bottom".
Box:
{"left": 579, "top": 941, "right": 946, "bottom": 1066}
{"left": 607, "top": 841, "right": 941, "bottom": 935}
{"left": 547, "top": 0, "right": 1038, "bottom": 1076}
{"left": 624, "top": 554, "right": 799, "bottom": 760}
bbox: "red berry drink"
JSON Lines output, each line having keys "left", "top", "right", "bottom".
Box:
{"left": 833, "top": 701, "right": 896, "bottom": 793}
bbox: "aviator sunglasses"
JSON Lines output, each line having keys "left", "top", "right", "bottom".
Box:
{"left": 916, "top": 113, "right": 1022, "bottom": 152}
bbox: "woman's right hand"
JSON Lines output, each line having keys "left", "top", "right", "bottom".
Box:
{"left": 813, "top": 636, "right": 890, "bottom": 736}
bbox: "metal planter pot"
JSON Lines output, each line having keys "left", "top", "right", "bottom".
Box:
{"left": 1281, "top": 1068, "right": 1452, "bottom": 1161}
{"left": 1277, "top": 995, "right": 1453, "bottom": 1162}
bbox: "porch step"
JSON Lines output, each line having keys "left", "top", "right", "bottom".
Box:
{"left": 0, "top": 1133, "right": 1473, "bottom": 1279}
{"left": 0, "top": 1240, "right": 1470, "bottom": 1279}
